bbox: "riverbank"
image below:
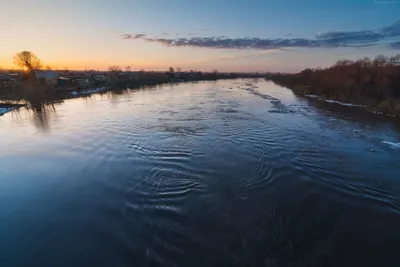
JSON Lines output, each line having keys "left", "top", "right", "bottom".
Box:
{"left": 267, "top": 54, "right": 400, "bottom": 117}
{"left": 0, "top": 73, "right": 266, "bottom": 115}
{"left": 270, "top": 78, "right": 400, "bottom": 117}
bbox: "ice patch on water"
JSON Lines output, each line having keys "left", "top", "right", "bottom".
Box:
{"left": 305, "top": 95, "right": 364, "bottom": 107}
{"left": 71, "top": 87, "right": 107, "bottom": 96}
{"left": 305, "top": 94, "right": 319, "bottom": 99}
{"left": 0, "top": 107, "right": 10, "bottom": 116}
{"left": 324, "top": 99, "right": 364, "bottom": 107}
{"left": 382, "top": 141, "right": 400, "bottom": 149}
{"left": 0, "top": 106, "right": 21, "bottom": 116}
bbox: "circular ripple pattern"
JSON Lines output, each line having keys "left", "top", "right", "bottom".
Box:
{"left": 0, "top": 79, "right": 400, "bottom": 267}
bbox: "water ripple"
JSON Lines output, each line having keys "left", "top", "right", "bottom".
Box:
{"left": 1, "top": 79, "right": 399, "bottom": 266}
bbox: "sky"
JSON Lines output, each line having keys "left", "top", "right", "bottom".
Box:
{"left": 0, "top": 0, "right": 399, "bottom": 72}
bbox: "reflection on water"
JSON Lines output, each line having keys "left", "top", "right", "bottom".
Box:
{"left": 30, "top": 104, "right": 57, "bottom": 132}
{"left": 0, "top": 79, "right": 399, "bottom": 267}
{"left": 4, "top": 102, "right": 61, "bottom": 132}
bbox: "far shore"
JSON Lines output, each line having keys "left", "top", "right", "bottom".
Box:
{"left": 0, "top": 71, "right": 265, "bottom": 116}
{"left": 267, "top": 54, "right": 400, "bottom": 117}
{"left": 268, "top": 78, "right": 400, "bottom": 118}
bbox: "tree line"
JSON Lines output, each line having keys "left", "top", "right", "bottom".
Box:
{"left": 269, "top": 54, "right": 400, "bottom": 116}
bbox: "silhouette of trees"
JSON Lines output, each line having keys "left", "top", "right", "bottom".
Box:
{"left": 13, "top": 51, "right": 42, "bottom": 73}
{"left": 108, "top": 65, "right": 122, "bottom": 73}
{"left": 390, "top": 54, "right": 400, "bottom": 67}
{"left": 167, "top": 67, "right": 175, "bottom": 78}
{"left": 270, "top": 54, "right": 400, "bottom": 116}
{"left": 373, "top": 55, "right": 388, "bottom": 67}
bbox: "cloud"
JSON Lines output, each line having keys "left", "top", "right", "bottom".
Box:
{"left": 389, "top": 41, "right": 400, "bottom": 49}
{"left": 121, "top": 33, "right": 146, "bottom": 39}
{"left": 316, "top": 31, "right": 383, "bottom": 46}
{"left": 382, "top": 21, "right": 400, "bottom": 38}
{"left": 121, "top": 20, "right": 400, "bottom": 50}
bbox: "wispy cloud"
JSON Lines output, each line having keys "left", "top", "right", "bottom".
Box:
{"left": 315, "top": 31, "right": 383, "bottom": 45}
{"left": 389, "top": 41, "right": 400, "bottom": 49}
{"left": 121, "top": 33, "right": 146, "bottom": 39}
{"left": 382, "top": 21, "right": 400, "bottom": 38}
{"left": 121, "top": 20, "right": 400, "bottom": 50}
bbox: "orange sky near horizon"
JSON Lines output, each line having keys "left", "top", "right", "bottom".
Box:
{"left": 0, "top": 46, "right": 292, "bottom": 72}
{"left": 1, "top": 1, "right": 398, "bottom": 73}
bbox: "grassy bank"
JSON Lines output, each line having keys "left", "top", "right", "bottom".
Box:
{"left": 267, "top": 54, "right": 400, "bottom": 117}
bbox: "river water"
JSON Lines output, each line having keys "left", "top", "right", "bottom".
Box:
{"left": 1, "top": 79, "right": 399, "bottom": 267}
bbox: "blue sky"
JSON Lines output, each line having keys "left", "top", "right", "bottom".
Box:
{"left": 1, "top": 0, "right": 399, "bottom": 72}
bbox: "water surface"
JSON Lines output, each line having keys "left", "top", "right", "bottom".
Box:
{"left": 1, "top": 79, "right": 400, "bottom": 267}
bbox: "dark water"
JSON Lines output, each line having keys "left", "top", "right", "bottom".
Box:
{"left": 1, "top": 79, "right": 400, "bottom": 267}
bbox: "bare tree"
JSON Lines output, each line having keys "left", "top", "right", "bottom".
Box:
{"left": 355, "top": 57, "right": 372, "bottom": 68}
{"left": 334, "top": 60, "right": 354, "bottom": 68}
{"left": 108, "top": 65, "right": 122, "bottom": 73}
{"left": 125, "top": 66, "right": 131, "bottom": 72}
{"left": 176, "top": 67, "right": 182, "bottom": 73}
{"left": 45, "top": 65, "right": 52, "bottom": 71}
{"left": 373, "top": 55, "right": 388, "bottom": 67}
{"left": 389, "top": 54, "right": 400, "bottom": 67}
{"left": 13, "top": 51, "right": 42, "bottom": 72}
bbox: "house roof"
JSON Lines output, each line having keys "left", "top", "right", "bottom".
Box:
{"left": 34, "top": 70, "right": 58, "bottom": 79}
{"left": 0, "top": 73, "right": 12, "bottom": 81}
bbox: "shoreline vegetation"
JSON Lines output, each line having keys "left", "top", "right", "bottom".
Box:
{"left": 267, "top": 54, "right": 400, "bottom": 117}
{"left": 0, "top": 50, "right": 265, "bottom": 115}
{"left": 0, "top": 71, "right": 263, "bottom": 115}
{"left": 2, "top": 51, "right": 400, "bottom": 118}
{"left": 1, "top": 70, "right": 265, "bottom": 116}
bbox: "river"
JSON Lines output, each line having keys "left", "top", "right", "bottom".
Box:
{"left": 1, "top": 79, "right": 399, "bottom": 267}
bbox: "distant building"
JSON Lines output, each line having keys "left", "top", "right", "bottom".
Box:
{"left": 75, "top": 78, "right": 90, "bottom": 88}
{"left": 0, "top": 73, "right": 21, "bottom": 89}
{"left": 0, "top": 73, "right": 12, "bottom": 81}
{"left": 130, "top": 72, "right": 140, "bottom": 81}
{"left": 57, "top": 76, "right": 91, "bottom": 91}
{"left": 34, "top": 70, "right": 58, "bottom": 85}
{"left": 58, "top": 77, "right": 72, "bottom": 86}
